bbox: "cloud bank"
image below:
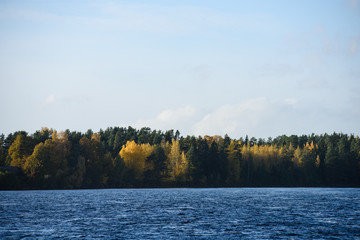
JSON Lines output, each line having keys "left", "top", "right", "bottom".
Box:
{"left": 136, "top": 95, "right": 359, "bottom": 139}
{"left": 136, "top": 98, "right": 302, "bottom": 138}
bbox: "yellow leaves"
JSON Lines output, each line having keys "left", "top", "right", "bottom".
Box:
{"left": 241, "top": 144, "right": 282, "bottom": 165}
{"left": 315, "top": 155, "right": 321, "bottom": 168}
{"left": 9, "top": 134, "right": 33, "bottom": 169}
{"left": 91, "top": 133, "right": 101, "bottom": 142}
{"left": 40, "top": 127, "right": 51, "bottom": 134}
{"left": 305, "top": 141, "right": 317, "bottom": 152}
{"left": 51, "top": 129, "right": 68, "bottom": 141}
{"left": 167, "top": 139, "right": 188, "bottom": 182}
{"left": 204, "top": 135, "right": 223, "bottom": 146}
{"left": 119, "top": 141, "right": 154, "bottom": 180}
{"left": 118, "top": 138, "right": 190, "bottom": 183}
{"left": 239, "top": 140, "right": 320, "bottom": 171}
{"left": 24, "top": 143, "right": 44, "bottom": 175}
{"left": 141, "top": 142, "right": 154, "bottom": 157}
{"left": 293, "top": 146, "right": 304, "bottom": 167}
{"left": 180, "top": 152, "right": 188, "bottom": 171}
{"left": 24, "top": 134, "right": 70, "bottom": 176}
{"left": 240, "top": 143, "right": 251, "bottom": 159}
{"left": 226, "top": 140, "right": 239, "bottom": 162}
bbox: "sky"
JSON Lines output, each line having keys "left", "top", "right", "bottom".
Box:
{"left": 0, "top": 0, "right": 359, "bottom": 139}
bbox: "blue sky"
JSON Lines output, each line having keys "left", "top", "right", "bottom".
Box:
{"left": 1, "top": 0, "right": 359, "bottom": 138}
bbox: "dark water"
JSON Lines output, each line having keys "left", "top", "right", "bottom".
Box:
{"left": 0, "top": 188, "right": 359, "bottom": 239}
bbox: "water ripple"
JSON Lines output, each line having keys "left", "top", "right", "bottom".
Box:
{"left": 0, "top": 188, "right": 359, "bottom": 239}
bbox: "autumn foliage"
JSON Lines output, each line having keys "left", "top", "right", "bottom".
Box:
{"left": 120, "top": 141, "right": 153, "bottom": 180}
{"left": 0, "top": 127, "right": 359, "bottom": 189}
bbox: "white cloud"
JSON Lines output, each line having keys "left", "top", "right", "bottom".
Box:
{"left": 193, "top": 98, "right": 266, "bottom": 137}
{"left": 136, "top": 98, "right": 302, "bottom": 138}
{"left": 135, "top": 105, "right": 198, "bottom": 133}
{"left": 192, "top": 98, "right": 298, "bottom": 138}
{"left": 134, "top": 98, "right": 320, "bottom": 138}
{"left": 157, "top": 105, "right": 196, "bottom": 123}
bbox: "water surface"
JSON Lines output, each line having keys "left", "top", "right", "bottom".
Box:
{"left": 0, "top": 188, "right": 359, "bottom": 239}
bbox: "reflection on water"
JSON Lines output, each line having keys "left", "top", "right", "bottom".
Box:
{"left": 0, "top": 188, "right": 359, "bottom": 239}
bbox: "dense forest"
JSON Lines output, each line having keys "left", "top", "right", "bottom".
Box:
{"left": 0, "top": 127, "right": 359, "bottom": 189}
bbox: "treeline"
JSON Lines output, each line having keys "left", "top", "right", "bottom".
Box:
{"left": 0, "top": 127, "right": 359, "bottom": 189}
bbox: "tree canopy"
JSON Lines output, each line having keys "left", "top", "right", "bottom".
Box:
{"left": 0, "top": 127, "right": 359, "bottom": 189}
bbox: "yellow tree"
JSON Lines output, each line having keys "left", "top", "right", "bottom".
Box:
{"left": 9, "top": 134, "right": 33, "bottom": 170}
{"left": 204, "top": 135, "right": 223, "bottom": 148}
{"left": 179, "top": 152, "right": 189, "bottom": 182}
{"left": 293, "top": 146, "right": 304, "bottom": 168}
{"left": 167, "top": 139, "right": 189, "bottom": 182}
{"left": 119, "top": 141, "right": 153, "bottom": 180}
{"left": 260, "top": 145, "right": 282, "bottom": 172}
{"left": 24, "top": 131, "right": 70, "bottom": 178}
{"left": 142, "top": 143, "right": 155, "bottom": 173}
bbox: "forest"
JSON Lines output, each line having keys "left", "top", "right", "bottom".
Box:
{"left": 0, "top": 127, "right": 359, "bottom": 189}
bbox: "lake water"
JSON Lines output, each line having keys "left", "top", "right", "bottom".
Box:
{"left": 0, "top": 188, "right": 359, "bottom": 239}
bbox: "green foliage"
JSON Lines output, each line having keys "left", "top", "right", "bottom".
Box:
{"left": 80, "top": 134, "right": 109, "bottom": 188}
{"left": 0, "top": 128, "right": 359, "bottom": 189}
{"left": 226, "top": 140, "right": 241, "bottom": 185}
{"left": 167, "top": 139, "right": 189, "bottom": 183}
{"left": 9, "top": 134, "right": 34, "bottom": 169}
{"left": 24, "top": 132, "right": 71, "bottom": 188}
